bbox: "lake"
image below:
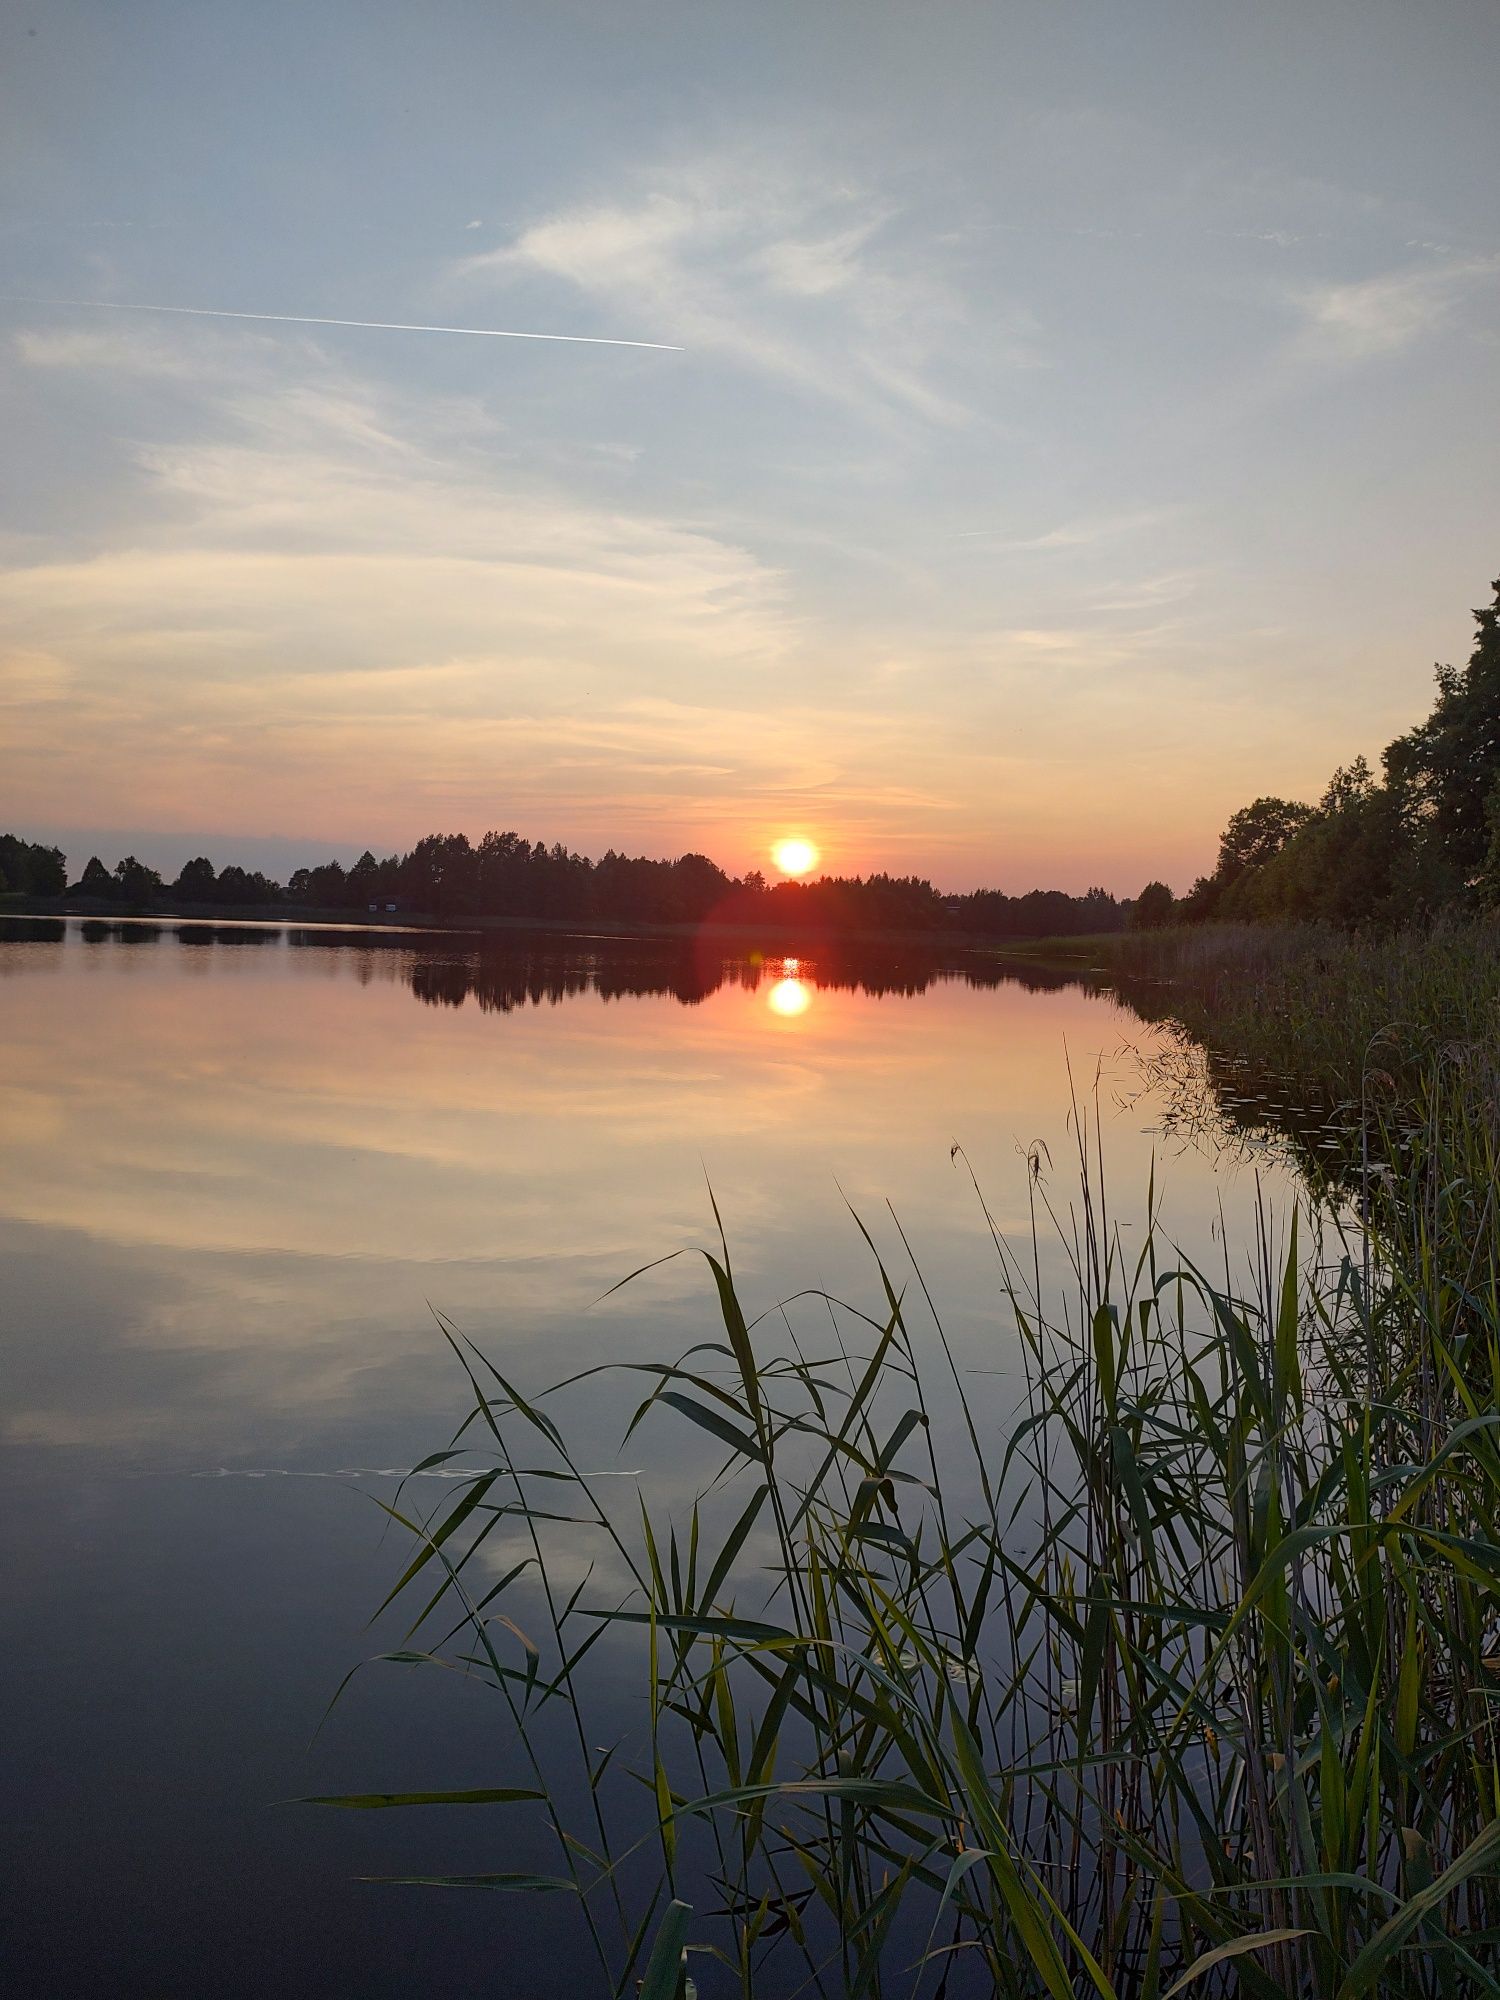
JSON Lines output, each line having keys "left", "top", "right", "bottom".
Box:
{"left": 0, "top": 917, "right": 1304, "bottom": 1996}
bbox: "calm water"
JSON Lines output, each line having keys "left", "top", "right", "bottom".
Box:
{"left": 0, "top": 918, "right": 1302, "bottom": 1995}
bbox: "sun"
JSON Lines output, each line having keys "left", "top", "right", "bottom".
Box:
{"left": 771, "top": 837, "right": 819, "bottom": 877}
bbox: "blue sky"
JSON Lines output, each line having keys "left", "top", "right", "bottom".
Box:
{"left": 2, "top": 0, "right": 1497, "bottom": 890}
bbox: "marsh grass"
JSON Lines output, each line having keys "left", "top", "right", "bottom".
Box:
{"left": 1112, "top": 919, "right": 1500, "bottom": 1103}
{"left": 314, "top": 1012, "right": 1500, "bottom": 1998}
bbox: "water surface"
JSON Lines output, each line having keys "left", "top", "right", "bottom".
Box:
{"left": 0, "top": 918, "right": 1300, "bottom": 1995}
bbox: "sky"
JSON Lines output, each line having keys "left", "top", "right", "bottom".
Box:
{"left": 1, "top": 0, "right": 1497, "bottom": 894}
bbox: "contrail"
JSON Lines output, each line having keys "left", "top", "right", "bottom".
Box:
{"left": 3, "top": 296, "right": 684, "bottom": 352}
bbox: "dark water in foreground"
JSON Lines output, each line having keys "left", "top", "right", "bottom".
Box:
{"left": 0, "top": 918, "right": 1302, "bottom": 1996}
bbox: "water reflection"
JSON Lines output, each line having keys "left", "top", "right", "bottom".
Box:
{"left": 80, "top": 918, "right": 167, "bottom": 944}
{"left": 1117, "top": 973, "right": 1375, "bottom": 1203}
{"left": 0, "top": 912, "right": 1103, "bottom": 1007}
{"left": 2, "top": 914, "right": 1362, "bottom": 1215}
{"left": 392, "top": 932, "right": 1094, "bottom": 1014}
{"left": 767, "top": 974, "right": 812, "bottom": 1018}
{"left": 0, "top": 913, "right": 1308, "bottom": 1998}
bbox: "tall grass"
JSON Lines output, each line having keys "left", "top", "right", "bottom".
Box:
{"left": 318, "top": 1046, "right": 1500, "bottom": 1995}
{"left": 1112, "top": 919, "right": 1500, "bottom": 1106}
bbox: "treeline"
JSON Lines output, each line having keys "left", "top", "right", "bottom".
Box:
{"left": 68, "top": 852, "right": 286, "bottom": 908}
{"left": 281, "top": 836, "right": 1127, "bottom": 937}
{"left": 4, "top": 824, "right": 1131, "bottom": 939}
{"left": 955, "top": 884, "right": 1123, "bottom": 938}
{"left": 1173, "top": 572, "right": 1500, "bottom": 926}
{"left": 0, "top": 834, "right": 66, "bottom": 898}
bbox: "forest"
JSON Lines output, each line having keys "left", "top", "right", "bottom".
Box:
{"left": 1, "top": 827, "right": 1127, "bottom": 940}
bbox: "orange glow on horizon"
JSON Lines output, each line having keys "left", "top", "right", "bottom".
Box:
{"left": 771, "top": 837, "right": 818, "bottom": 877}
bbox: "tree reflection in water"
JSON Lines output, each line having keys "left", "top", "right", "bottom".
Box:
{"left": 395, "top": 933, "right": 1099, "bottom": 1014}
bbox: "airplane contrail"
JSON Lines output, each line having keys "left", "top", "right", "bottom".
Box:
{"left": 3, "top": 296, "right": 684, "bottom": 351}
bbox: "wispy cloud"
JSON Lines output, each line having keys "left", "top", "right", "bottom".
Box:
{"left": 453, "top": 142, "right": 1025, "bottom": 426}
{"left": 1089, "top": 571, "right": 1202, "bottom": 613}
{"left": 14, "top": 319, "right": 263, "bottom": 380}
{"left": 0, "top": 648, "right": 72, "bottom": 707}
{"left": 1, "top": 330, "right": 971, "bottom": 858}
{"left": 1291, "top": 257, "right": 1500, "bottom": 362}
{"left": 956, "top": 508, "right": 1176, "bottom": 551}
{"left": 0, "top": 325, "right": 1215, "bottom": 881}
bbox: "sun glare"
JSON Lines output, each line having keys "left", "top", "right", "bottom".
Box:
{"left": 771, "top": 837, "right": 818, "bottom": 877}
{"left": 767, "top": 977, "right": 811, "bottom": 1018}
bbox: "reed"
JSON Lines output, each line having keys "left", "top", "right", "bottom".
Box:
{"left": 1111, "top": 918, "right": 1500, "bottom": 1106}
{"left": 315, "top": 1020, "right": 1500, "bottom": 1995}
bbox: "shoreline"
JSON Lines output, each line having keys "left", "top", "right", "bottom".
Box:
{"left": 0, "top": 894, "right": 1112, "bottom": 958}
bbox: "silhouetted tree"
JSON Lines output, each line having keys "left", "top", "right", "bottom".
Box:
{"left": 1180, "top": 796, "right": 1311, "bottom": 921}
{"left": 401, "top": 832, "right": 478, "bottom": 915}
{"left": 1384, "top": 575, "right": 1500, "bottom": 885}
{"left": 1233, "top": 760, "right": 1416, "bottom": 924}
{"left": 114, "top": 855, "right": 164, "bottom": 904}
{"left": 173, "top": 856, "right": 218, "bottom": 900}
{"left": 32, "top": 843, "right": 65, "bottom": 896}
{"left": 0, "top": 833, "right": 67, "bottom": 897}
{"left": 287, "top": 860, "right": 349, "bottom": 907}
{"left": 1218, "top": 796, "right": 1311, "bottom": 876}
{"left": 347, "top": 850, "right": 381, "bottom": 904}
{"left": 1167, "top": 571, "right": 1500, "bottom": 925}
{"left": 1130, "top": 881, "right": 1175, "bottom": 929}
{"left": 211, "top": 863, "right": 280, "bottom": 906}
{"left": 950, "top": 884, "right": 1125, "bottom": 938}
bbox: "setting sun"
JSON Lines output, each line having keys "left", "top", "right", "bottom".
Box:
{"left": 771, "top": 837, "right": 818, "bottom": 877}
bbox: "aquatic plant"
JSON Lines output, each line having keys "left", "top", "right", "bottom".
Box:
{"left": 1112, "top": 918, "right": 1500, "bottom": 1106}
{"left": 318, "top": 1059, "right": 1500, "bottom": 1995}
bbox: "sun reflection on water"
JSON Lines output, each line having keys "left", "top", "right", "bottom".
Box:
{"left": 767, "top": 976, "right": 811, "bottom": 1018}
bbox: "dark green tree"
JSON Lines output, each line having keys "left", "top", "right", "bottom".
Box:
{"left": 78, "top": 855, "right": 114, "bottom": 897}
{"left": 1180, "top": 796, "right": 1311, "bottom": 921}
{"left": 173, "top": 856, "right": 218, "bottom": 900}
{"left": 0, "top": 834, "right": 67, "bottom": 897}
{"left": 1217, "top": 796, "right": 1312, "bottom": 876}
{"left": 1384, "top": 576, "right": 1500, "bottom": 885}
{"left": 668, "top": 852, "right": 732, "bottom": 921}
{"left": 0, "top": 836, "right": 30, "bottom": 893}
{"left": 400, "top": 833, "right": 478, "bottom": 915}
{"left": 290, "top": 860, "right": 350, "bottom": 906}
{"left": 1129, "top": 880, "right": 1175, "bottom": 929}
{"left": 30, "top": 843, "right": 66, "bottom": 897}
{"left": 1242, "top": 760, "right": 1413, "bottom": 924}
{"left": 347, "top": 850, "right": 380, "bottom": 905}
{"left": 114, "top": 855, "right": 164, "bottom": 904}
